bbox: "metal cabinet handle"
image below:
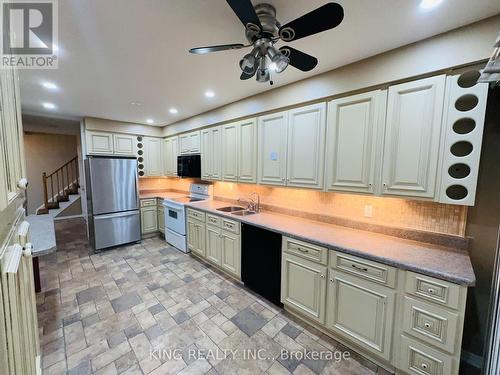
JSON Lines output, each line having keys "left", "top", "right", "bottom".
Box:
{"left": 427, "top": 288, "right": 435, "bottom": 294}
{"left": 352, "top": 264, "right": 368, "bottom": 272}
{"left": 330, "top": 278, "right": 334, "bottom": 283}
{"left": 296, "top": 247, "right": 309, "bottom": 253}
{"left": 421, "top": 364, "right": 428, "bottom": 370}
{"left": 424, "top": 323, "right": 431, "bottom": 328}
{"left": 320, "top": 274, "right": 325, "bottom": 279}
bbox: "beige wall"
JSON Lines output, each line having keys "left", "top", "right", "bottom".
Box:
{"left": 139, "top": 178, "right": 467, "bottom": 236}
{"left": 24, "top": 132, "right": 78, "bottom": 214}
{"left": 163, "top": 15, "right": 500, "bottom": 136}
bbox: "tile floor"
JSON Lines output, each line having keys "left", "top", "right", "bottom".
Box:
{"left": 37, "top": 218, "right": 389, "bottom": 375}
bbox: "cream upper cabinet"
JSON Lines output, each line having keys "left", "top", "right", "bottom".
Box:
{"left": 163, "top": 136, "right": 178, "bottom": 176}
{"left": 381, "top": 75, "right": 446, "bottom": 198}
{"left": 222, "top": 122, "right": 239, "bottom": 182}
{"left": 201, "top": 126, "right": 222, "bottom": 181}
{"left": 86, "top": 131, "right": 114, "bottom": 155}
{"left": 180, "top": 131, "right": 201, "bottom": 155}
{"left": 113, "top": 133, "right": 136, "bottom": 156}
{"left": 144, "top": 137, "right": 163, "bottom": 176}
{"left": 326, "top": 271, "right": 396, "bottom": 361}
{"left": 282, "top": 253, "right": 327, "bottom": 324}
{"left": 238, "top": 118, "right": 258, "bottom": 183}
{"left": 258, "top": 111, "right": 288, "bottom": 186}
{"left": 286, "top": 103, "right": 326, "bottom": 189}
{"left": 325, "top": 91, "right": 386, "bottom": 193}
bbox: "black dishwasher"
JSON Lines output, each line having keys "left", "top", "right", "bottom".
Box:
{"left": 241, "top": 223, "right": 283, "bottom": 307}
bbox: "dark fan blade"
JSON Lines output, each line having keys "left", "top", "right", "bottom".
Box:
{"left": 240, "top": 69, "right": 256, "bottom": 80}
{"left": 279, "top": 46, "right": 318, "bottom": 72}
{"left": 279, "top": 3, "right": 344, "bottom": 42}
{"left": 189, "top": 43, "right": 246, "bottom": 54}
{"left": 226, "top": 0, "right": 262, "bottom": 29}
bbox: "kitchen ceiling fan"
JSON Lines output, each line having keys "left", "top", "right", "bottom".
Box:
{"left": 189, "top": 0, "right": 344, "bottom": 84}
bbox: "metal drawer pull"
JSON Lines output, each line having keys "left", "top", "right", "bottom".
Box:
{"left": 424, "top": 323, "right": 431, "bottom": 328}
{"left": 320, "top": 274, "right": 325, "bottom": 279}
{"left": 421, "top": 363, "right": 428, "bottom": 370}
{"left": 352, "top": 264, "right": 368, "bottom": 272}
{"left": 296, "top": 247, "right": 309, "bottom": 253}
{"left": 427, "top": 288, "right": 435, "bottom": 294}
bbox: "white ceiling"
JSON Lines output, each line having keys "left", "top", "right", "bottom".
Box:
{"left": 19, "top": 0, "right": 500, "bottom": 127}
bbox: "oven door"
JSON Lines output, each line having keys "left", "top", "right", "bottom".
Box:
{"left": 164, "top": 201, "right": 186, "bottom": 235}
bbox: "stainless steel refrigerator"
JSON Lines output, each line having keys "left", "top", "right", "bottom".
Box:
{"left": 85, "top": 156, "right": 141, "bottom": 252}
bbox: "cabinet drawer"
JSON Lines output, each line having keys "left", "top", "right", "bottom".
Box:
{"left": 222, "top": 218, "right": 240, "bottom": 234}
{"left": 405, "top": 272, "right": 461, "bottom": 310}
{"left": 187, "top": 209, "right": 205, "bottom": 222}
{"left": 206, "top": 214, "right": 222, "bottom": 227}
{"left": 330, "top": 252, "right": 397, "bottom": 288}
{"left": 399, "top": 335, "right": 453, "bottom": 375}
{"left": 140, "top": 199, "right": 156, "bottom": 207}
{"left": 283, "top": 237, "right": 327, "bottom": 265}
{"left": 402, "top": 297, "right": 459, "bottom": 354}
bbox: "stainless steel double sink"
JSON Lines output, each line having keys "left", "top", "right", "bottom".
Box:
{"left": 216, "top": 206, "right": 257, "bottom": 216}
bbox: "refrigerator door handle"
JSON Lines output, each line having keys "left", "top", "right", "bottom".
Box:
{"left": 95, "top": 211, "right": 139, "bottom": 220}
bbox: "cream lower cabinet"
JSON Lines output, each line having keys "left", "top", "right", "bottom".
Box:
{"left": 187, "top": 218, "right": 205, "bottom": 257}
{"left": 326, "top": 271, "right": 395, "bottom": 361}
{"left": 281, "top": 253, "right": 327, "bottom": 324}
{"left": 140, "top": 206, "right": 158, "bottom": 235}
{"left": 381, "top": 75, "right": 446, "bottom": 198}
{"left": 157, "top": 200, "right": 165, "bottom": 234}
{"left": 187, "top": 209, "right": 241, "bottom": 279}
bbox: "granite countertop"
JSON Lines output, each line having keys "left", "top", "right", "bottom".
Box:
{"left": 185, "top": 200, "right": 476, "bottom": 286}
{"left": 139, "top": 190, "right": 186, "bottom": 200}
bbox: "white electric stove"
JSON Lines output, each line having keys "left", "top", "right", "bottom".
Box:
{"left": 163, "top": 183, "right": 212, "bottom": 252}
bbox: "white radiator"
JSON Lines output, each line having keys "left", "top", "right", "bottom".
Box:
{"left": 0, "top": 220, "right": 41, "bottom": 375}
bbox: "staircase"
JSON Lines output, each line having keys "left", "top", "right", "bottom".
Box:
{"left": 37, "top": 156, "right": 80, "bottom": 215}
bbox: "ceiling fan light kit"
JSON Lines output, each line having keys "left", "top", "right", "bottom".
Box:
{"left": 189, "top": 1, "right": 344, "bottom": 84}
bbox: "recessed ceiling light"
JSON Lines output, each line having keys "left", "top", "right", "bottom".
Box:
{"left": 42, "top": 102, "right": 56, "bottom": 110}
{"left": 146, "top": 118, "right": 154, "bottom": 124}
{"left": 130, "top": 101, "right": 143, "bottom": 107}
{"left": 169, "top": 108, "right": 178, "bottom": 114}
{"left": 420, "top": 0, "right": 443, "bottom": 10}
{"left": 205, "top": 90, "right": 215, "bottom": 98}
{"left": 41, "top": 81, "right": 58, "bottom": 90}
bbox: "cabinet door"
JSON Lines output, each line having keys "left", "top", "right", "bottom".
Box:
{"left": 201, "top": 129, "right": 211, "bottom": 180}
{"left": 381, "top": 76, "right": 445, "bottom": 198}
{"left": 326, "top": 271, "right": 395, "bottom": 361}
{"left": 144, "top": 137, "right": 163, "bottom": 176}
{"left": 189, "top": 131, "right": 201, "bottom": 153}
{"left": 86, "top": 131, "right": 113, "bottom": 155}
{"left": 221, "top": 230, "right": 241, "bottom": 278}
{"left": 281, "top": 253, "right": 327, "bottom": 323}
{"left": 205, "top": 225, "right": 222, "bottom": 265}
{"left": 326, "top": 91, "right": 385, "bottom": 193}
{"left": 167, "top": 136, "right": 179, "bottom": 176}
{"left": 238, "top": 118, "right": 258, "bottom": 183}
{"left": 258, "top": 111, "right": 288, "bottom": 186}
{"left": 187, "top": 219, "right": 198, "bottom": 252}
{"left": 113, "top": 134, "right": 136, "bottom": 156}
{"left": 222, "top": 122, "right": 239, "bottom": 182}
{"left": 210, "top": 127, "right": 222, "bottom": 180}
{"left": 179, "top": 134, "right": 190, "bottom": 154}
{"left": 287, "top": 103, "right": 326, "bottom": 189}
{"left": 192, "top": 221, "right": 206, "bottom": 257}
{"left": 141, "top": 207, "right": 158, "bottom": 234}
{"left": 157, "top": 205, "right": 165, "bottom": 233}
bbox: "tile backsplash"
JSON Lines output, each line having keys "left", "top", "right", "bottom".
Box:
{"left": 139, "top": 178, "right": 467, "bottom": 236}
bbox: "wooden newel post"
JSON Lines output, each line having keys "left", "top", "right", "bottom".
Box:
{"left": 42, "top": 172, "right": 48, "bottom": 209}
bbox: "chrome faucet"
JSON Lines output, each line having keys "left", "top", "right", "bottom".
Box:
{"left": 237, "top": 192, "right": 260, "bottom": 212}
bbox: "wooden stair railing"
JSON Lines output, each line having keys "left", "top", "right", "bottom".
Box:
{"left": 37, "top": 156, "right": 79, "bottom": 215}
